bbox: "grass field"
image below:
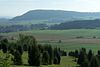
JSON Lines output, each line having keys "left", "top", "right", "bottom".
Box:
{"left": 12, "top": 52, "right": 78, "bottom": 67}
{"left": 13, "top": 56, "right": 77, "bottom": 67}
{"left": 0, "top": 51, "right": 77, "bottom": 67}
{"left": 1, "top": 29, "right": 100, "bottom": 67}
{"left": 1, "top": 29, "right": 100, "bottom": 52}
{"left": 1, "top": 29, "right": 100, "bottom": 39}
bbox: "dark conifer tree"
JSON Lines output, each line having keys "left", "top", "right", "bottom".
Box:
{"left": 38, "top": 44, "right": 43, "bottom": 53}
{"left": 17, "top": 45, "right": 23, "bottom": 55}
{"left": 44, "top": 45, "right": 54, "bottom": 64}
{"left": 96, "top": 50, "right": 100, "bottom": 64}
{"left": 48, "top": 45, "right": 54, "bottom": 64}
{"left": 75, "top": 50, "right": 79, "bottom": 58}
{"left": 23, "top": 44, "right": 28, "bottom": 51}
{"left": 54, "top": 48, "right": 61, "bottom": 64}
{"left": 13, "top": 50, "right": 22, "bottom": 65}
{"left": 28, "top": 45, "right": 40, "bottom": 66}
{"left": 9, "top": 48, "right": 15, "bottom": 55}
{"left": 88, "top": 49, "right": 93, "bottom": 61}
{"left": 81, "top": 55, "right": 89, "bottom": 67}
{"left": 90, "top": 56, "right": 100, "bottom": 67}
{"left": 0, "top": 43, "right": 2, "bottom": 50}
{"left": 77, "top": 49, "right": 87, "bottom": 65}
{"left": 42, "top": 51, "right": 50, "bottom": 65}
{"left": 54, "top": 56, "right": 58, "bottom": 64}
{"left": 1, "top": 39, "right": 8, "bottom": 53}
{"left": 98, "top": 50, "right": 100, "bottom": 55}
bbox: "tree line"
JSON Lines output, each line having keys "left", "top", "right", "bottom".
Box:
{"left": 0, "top": 34, "right": 67, "bottom": 66}
{"left": 0, "top": 24, "right": 47, "bottom": 33}
{"left": 69, "top": 48, "right": 100, "bottom": 67}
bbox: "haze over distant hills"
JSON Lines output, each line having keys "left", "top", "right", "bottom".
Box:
{"left": 1, "top": 10, "right": 100, "bottom": 32}
{"left": 49, "top": 19, "right": 100, "bottom": 29}
{"left": 10, "top": 10, "right": 100, "bottom": 22}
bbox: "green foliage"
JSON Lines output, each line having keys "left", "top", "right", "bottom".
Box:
{"left": 13, "top": 50, "right": 22, "bottom": 65}
{"left": 1, "top": 39, "right": 8, "bottom": 53}
{"left": 38, "top": 44, "right": 43, "bottom": 53}
{"left": 23, "top": 44, "right": 28, "bottom": 51}
{"left": 0, "top": 53, "right": 12, "bottom": 67}
{"left": 90, "top": 56, "right": 100, "bottom": 67}
{"left": 54, "top": 56, "right": 58, "bottom": 64}
{"left": 28, "top": 45, "right": 40, "bottom": 66}
{"left": 54, "top": 48, "right": 61, "bottom": 64}
{"left": 81, "top": 59, "right": 89, "bottom": 67}
{"left": 75, "top": 50, "right": 79, "bottom": 58}
{"left": 77, "top": 48, "right": 87, "bottom": 65}
{"left": 16, "top": 45, "right": 23, "bottom": 55}
{"left": 44, "top": 45, "right": 54, "bottom": 64}
{"left": 18, "top": 34, "right": 37, "bottom": 46}
{"left": 48, "top": 45, "right": 54, "bottom": 64}
{"left": 98, "top": 50, "right": 100, "bottom": 55}
{"left": 88, "top": 50, "right": 93, "bottom": 61}
{"left": 42, "top": 51, "right": 50, "bottom": 65}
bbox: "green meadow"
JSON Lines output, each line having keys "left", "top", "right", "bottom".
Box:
{"left": 1, "top": 29, "right": 100, "bottom": 52}
{"left": 1, "top": 29, "right": 100, "bottom": 67}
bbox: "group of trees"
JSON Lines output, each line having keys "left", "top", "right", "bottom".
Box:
{"left": 0, "top": 24, "right": 47, "bottom": 33}
{"left": 2, "top": 34, "right": 100, "bottom": 67}
{"left": 0, "top": 38, "right": 23, "bottom": 65}
{"left": 0, "top": 34, "right": 64, "bottom": 66}
{"left": 49, "top": 19, "right": 100, "bottom": 30}
{"left": 69, "top": 48, "right": 100, "bottom": 67}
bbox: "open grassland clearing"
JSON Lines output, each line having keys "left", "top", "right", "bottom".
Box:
{"left": 1, "top": 29, "right": 100, "bottom": 52}
{"left": 1, "top": 29, "right": 100, "bottom": 67}
{"left": 13, "top": 52, "right": 78, "bottom": 67}
{"left": 0, "top": 51, "right": 77, "bottom": 67}
{"left": 1, "top": 29, "right": 100, "bottom": 40}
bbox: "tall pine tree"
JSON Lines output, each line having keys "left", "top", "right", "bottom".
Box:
{"left": 1, "top": 39, "right": 8, "bottom": 53}
{"left": 28, "top": 45, "right": 40, "bottom": 66}
{"left": 13, "top": 50, "right": 22, "bottom": 65}
{"left": 90, "top": 56, "right": 100, "bottom": 67}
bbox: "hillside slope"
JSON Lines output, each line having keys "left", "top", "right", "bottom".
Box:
{"left": 11, "top": 10, "right": 100, "bottom": 22}
{"left": 49, "top": 19, "right": 100, "bottom": 29}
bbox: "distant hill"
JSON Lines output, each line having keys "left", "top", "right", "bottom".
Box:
{"left": 10, "top": 10, "right": 100, "bottom": 23}
{"left": 49, "top": 19, "right": 100, "bottom": 29}
{"left": 1, "top": 19, "right": 100, "bottom": 33}
{"left": 0, "top": 18, "right": 11, "bottom": 25}
{"left": 1, "top": 10, "right": 100, "bottom": 32}
{"left": 0, "top": 18, "right": 9, "bottom": 22}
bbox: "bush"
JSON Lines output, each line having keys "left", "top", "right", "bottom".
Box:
{"left": 0, "top": 53, "right": 12, "bottom": 67}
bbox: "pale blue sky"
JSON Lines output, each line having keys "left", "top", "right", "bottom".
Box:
{"left": 0, "top": 0, "right": 100, "bottom": 17}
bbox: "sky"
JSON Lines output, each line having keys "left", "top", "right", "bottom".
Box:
{"left": 0, "top": 0, "right": 100, "bottom": 17}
